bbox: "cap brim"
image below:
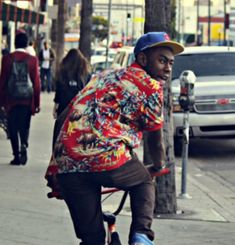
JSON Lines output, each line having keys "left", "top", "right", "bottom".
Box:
{"left": 148, "top": 41, "right": 184, "bottom": 55}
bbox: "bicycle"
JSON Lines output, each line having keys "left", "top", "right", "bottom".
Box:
{"left": 101, "top": 167, "right": 171, "bottom": 245}
{"left": 47, "top": 166, "right": 170, "bottom": 244}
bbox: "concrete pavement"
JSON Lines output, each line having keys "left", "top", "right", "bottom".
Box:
{"left": 0, "top": 93, "right": 235, "bottom": 245}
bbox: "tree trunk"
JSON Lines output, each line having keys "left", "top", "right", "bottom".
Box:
{"left": 50, "top": 0, "right": 66, "bottom": 79}
{"left": 144, "top": 0, "right": 177, "bottom": 214}
{"left": 51, "top": 0, "right": 58, "bottom": 59}
{"left": 144, "top": 0, "right": 166, "bottom": 32}
{"left": 155, "top": 82, "right": 177, "bottom": 215}
{"left": 56, "top": 0, "right": 66, "bottom": 72}
{"left": 79, "top": 0, "right": 93, "bottom": 61}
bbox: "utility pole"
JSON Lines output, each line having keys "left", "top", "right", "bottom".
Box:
{"left": 105, "top": 0, "right": 112, "bottom": 69}
{"left": 132, "top": 6, "right": 135, "bottom": 44}
{"left": 196, "top": 0, "right": 200, "bottom": 45}
{"left": 177, "top": 0, "right": 181, "bottom": 42}
{"left": 208, "top": 0, "right": 211, "bottom": 46}
{"left": 224, "top": 0, "right": 227, "bottom": 45}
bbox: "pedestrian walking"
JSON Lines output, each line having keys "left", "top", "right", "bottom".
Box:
{"left": 45, "top": 32, "right": 184, "bottom": 245}
{"left": 0, "top": 31, "right": 41, "bottom": 165}
{"left": 38, "top": 40, "right": 55, "bottom": 93}
{"left": 53, "top": 48, "right": 91, "bottom": 119}
{"left": 26, "top": 40, "right": 36, "bottom": 56}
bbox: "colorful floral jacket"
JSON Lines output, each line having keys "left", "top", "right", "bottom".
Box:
{"left": 46, "top": 63, "right": 163, "bottom": 178}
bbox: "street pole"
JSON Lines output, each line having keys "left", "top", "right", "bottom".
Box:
{"left": 178, "top": 70, "right": 196, "bottom": 199}
{"left": 180, "top": 110, "right": 191, "bottom": 199}
{"left": 105, "top": 0, "right": 112, "bottom": 69}
{"left": 177, "top": 0, "right": 181, "bottom": 42}
{"left": 196, "top": 0, "right": 200, "bottom": 45}
{"left": 224, "top": 0, "right": 227, "bottom": 45}
{"left": 132, "top": 6, "right": 135, "bottom": 45}
{"left": 208, "top": 0, "right": 211, "bottom": 46}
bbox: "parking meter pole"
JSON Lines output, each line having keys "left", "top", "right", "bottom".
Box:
{"left": 178, "top": 70, "right": 196, "bottom": 200}
{"left": 179, "top": 111, "right": 191, "bottom": 199}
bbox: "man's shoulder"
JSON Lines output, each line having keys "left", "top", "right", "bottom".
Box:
{"left": 10, "top": 52, "right": 39, "bottom": 69}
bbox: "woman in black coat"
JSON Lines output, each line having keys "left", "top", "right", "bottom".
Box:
{"left": 53, "top": 48, "right": 91, "bottom": 118}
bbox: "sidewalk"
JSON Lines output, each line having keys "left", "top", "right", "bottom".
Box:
{"left": 0, "top": 93, "right": 234, "bottom": 245}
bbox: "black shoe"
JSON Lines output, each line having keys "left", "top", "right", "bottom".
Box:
{"left": 10, "top": 157, "right": 21, "bottom": 165}
{"left": 20, "top": 145, "right": 27, "bottom": 165}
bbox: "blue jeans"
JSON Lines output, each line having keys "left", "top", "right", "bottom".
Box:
{"left": 40, "top": 67, "right": 52, "bottom": 92}
{"left": 57, "top": 153, "right": 155, "bottom": 245}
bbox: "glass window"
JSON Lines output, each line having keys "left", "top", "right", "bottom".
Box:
{"left": 172, "top": 52, "right": 235, "bottom": 80}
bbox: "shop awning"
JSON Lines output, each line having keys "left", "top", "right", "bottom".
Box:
{"left": 0, "top": 2, "right": 45, "bottom": 25}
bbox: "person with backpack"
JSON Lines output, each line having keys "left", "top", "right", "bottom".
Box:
{"left": 0, "top": 31, "right": 41, "bottom": 165}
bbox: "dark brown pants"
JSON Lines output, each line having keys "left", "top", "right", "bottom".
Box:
{"left": 57, "top": 153, "right": 155, "bottom": 245}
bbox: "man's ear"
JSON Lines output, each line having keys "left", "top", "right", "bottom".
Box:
{"left": 136, "top": 52, "right": 147, "bottom": 67}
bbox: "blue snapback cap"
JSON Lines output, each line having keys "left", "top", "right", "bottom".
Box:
{"left": 134, "top": 32, "right": 184, "bottom": 56}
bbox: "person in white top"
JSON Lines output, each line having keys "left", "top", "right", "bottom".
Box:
{"left": 38, "top": 41, "right": 55, "bottom": 92}
{"left": 26, "top": 41, "right": 36, "bottom": 56}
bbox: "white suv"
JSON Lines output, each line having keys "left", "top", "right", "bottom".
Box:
{"left": 172, "top": 46, "right": 235, "bottom": 155}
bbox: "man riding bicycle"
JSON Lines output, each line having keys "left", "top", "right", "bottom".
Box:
{"left": 45, "top": 32, "right": 184, "bottom": 245}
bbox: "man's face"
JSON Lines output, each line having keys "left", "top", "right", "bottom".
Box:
{"left": 44, "top": 42, "right": 48, "bottom": 49}
{"left": 141, "top": 47, "right": 175, "bottom": 81}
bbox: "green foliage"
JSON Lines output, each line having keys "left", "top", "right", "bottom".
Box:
{"left": 92, "top": 16, "right": 108, "bottom": 41}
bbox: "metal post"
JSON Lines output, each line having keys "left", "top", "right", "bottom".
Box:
{"left": 224, "top": 0, "right": 227, "bottom": 45}
{"left": 177, "top": 0, "right": 181, "bottom": 42}
{"left": 126, "top": 18, "right": 129, "bottom": 45}
{"left": 132, "top": 6, "right": 135, "bottom": 45}
{"left": 196, "top": 0, "right": 200, "bottom": 45}
{"left": 105, "top": 0, "right": 112, "bottom": 69}
{"left": 179, "top": 110, "right": 191, "bottom": 199}
{"left": 178, "top": 70, "right": 196, "bottom": 200}
{"left": 208, "top": 0, "right": 211, "bottom": 46}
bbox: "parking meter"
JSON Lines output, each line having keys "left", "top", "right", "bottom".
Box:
{"left": 178, "top": 70, "right": 196, "bottom": 199}
{"left": 179, "top": 70, "right": 196, "bottom": 111}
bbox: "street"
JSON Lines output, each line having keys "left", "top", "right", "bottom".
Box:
{"left": 0, "top": 93, "right": 235, "bottom": 245}
{"left": 187, "top": 138, "right": 235, "bottom": 187}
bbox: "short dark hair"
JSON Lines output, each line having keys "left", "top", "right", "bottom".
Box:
{"left": 15, "top": 33, "right": 28, "bottom": 49}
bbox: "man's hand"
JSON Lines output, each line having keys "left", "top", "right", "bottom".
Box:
{"left": 146, "top": 164, "right": 170, "bottom": 177}
{"left": 35, "top": 107, "right": 40, "bottom": 113}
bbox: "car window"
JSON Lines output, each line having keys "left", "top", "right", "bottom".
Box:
{"left": 172, "top": 53, "right": 235, "bottom": 80}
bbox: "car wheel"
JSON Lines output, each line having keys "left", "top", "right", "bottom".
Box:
{"left": 174, "top": 137, "right": 183, "bottom": 157}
